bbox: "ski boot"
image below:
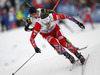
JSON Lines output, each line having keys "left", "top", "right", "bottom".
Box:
{"left": 64, "top": 52, "right": 75, "bottom": 64}
{"left": 75, "top": 52, "right": 85, "bottom": 65}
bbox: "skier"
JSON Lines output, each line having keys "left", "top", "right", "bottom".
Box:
{"left": 78, "top": 6, "right": 94, "bottom": 29}
{"left": 24, "top": 7, "right": 55, "bottom": 31}
{"left": 26, "top": 7, "right": 86, "bottom": 64}
{"left": 25, "top": 7, "right": 80, "bottom": 51}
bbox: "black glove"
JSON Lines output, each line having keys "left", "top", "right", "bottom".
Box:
{"left": 34, "top": 47, "right": 41, "bottom": 53}
{"left": 77, "top": 22, "right": 85, "bottom": 29}
{"left": 24, "top": 17, "right": 33, "bottom": 31}
{"left": 25, "top": 23, "right": 33, "bottom": 31}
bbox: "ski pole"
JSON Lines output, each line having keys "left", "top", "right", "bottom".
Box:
{"left": 12, "top": 53, "right": 36, "bottom": 75}
{"left": 24, "top": 2, "right": 32, "bottom": 7}
{"left": 10, "top": 0, "right": 60, "bottom": 22}
{"left": 10, "top": 11, "right": 27, "bottom": 22}
{"left": 52, "top": 0, "right": 60, "bottom": 10}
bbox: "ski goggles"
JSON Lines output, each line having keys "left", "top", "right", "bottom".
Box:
{"left": 31, "top": 12, "right": 38, "bottom": 17}
{"left": 41, "top": 16, "right": 51, "bottom": 25}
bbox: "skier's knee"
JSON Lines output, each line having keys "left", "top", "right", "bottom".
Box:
{"left": 59, "top": 37, "right": 67, "bottom": 47}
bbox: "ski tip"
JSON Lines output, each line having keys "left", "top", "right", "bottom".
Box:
{"left": 83, "top": 54, "right": 90, "bottom": 65}
{"left": 84, "top": 45, "right": 88, "bottom": 48}
{"left": 78, "top": 45, "right": 88, "bottom": 51}
{"left": 86, "top": 45, "right": 88, "bottom": 48}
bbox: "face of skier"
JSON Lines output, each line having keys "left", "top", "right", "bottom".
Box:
{"left": 41, "top": 16, "right": 51, "bottom": 27}
{"left": 31, "top": 11, "right": 38, "bottom": 19}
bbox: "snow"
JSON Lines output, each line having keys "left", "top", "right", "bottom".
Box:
{"left": 0, "top": 20, "right": 100, "bottom": 75}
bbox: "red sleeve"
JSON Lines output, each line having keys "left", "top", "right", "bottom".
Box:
{"left": 52, "top": 14, "right": 78, "bottom": 24}
{"left": 52, "top": 14, "right": 66, "bottom": 21}
{"left": 30, "top": 22, "right": 41, "bottom": 48}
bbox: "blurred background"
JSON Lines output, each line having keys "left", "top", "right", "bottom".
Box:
{"left": 0, "top": 0, "right": 100, "bottom": 32}
{"left": 0, "top": 0, "right": 100, "bottom": 75}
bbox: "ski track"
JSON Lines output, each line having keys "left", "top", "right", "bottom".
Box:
{"left": 0, "top": 21, "right": 100, "bottom": 75}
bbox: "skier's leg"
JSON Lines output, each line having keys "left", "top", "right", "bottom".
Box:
{"left": 88, "top": 14, "right": 94, "bottom": 29}
{"left": 47, "top": 35, "right": 66, "bottom": 54}
{"left": 56, "top": 30, "right": 85, "bottom": 64}
{"left": 55, "top": 29, "right": 78, "bottom": 54}
{"left": 83, "top": 16, "right": 87, "bottom": 25}
{"left": 42, "top": 34, "right": 75, "bottom": 64}
{"left": 64, "top": 36, "right": 79, "bottom": 50}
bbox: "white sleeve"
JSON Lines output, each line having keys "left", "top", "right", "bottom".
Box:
{"left": 27, "top": 14, "right": 33, "bottom": 23}
{"left": 28, "top": 14, "right": 32, "bottom": 18}
{"left": 49, "top": 13, "right": 54, "bottom": 21}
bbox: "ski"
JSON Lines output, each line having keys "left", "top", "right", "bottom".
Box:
{"left": 70, "top": 59, "right": 79, "bottom": 71}
{"left": 81, "top": 54, "right": 90, "bottom": 75}
{"left": 70, "top": 54, "right": 90, "bottom": 75}
{"left": 78, "top": 46, "right": 88, "bottom": 51}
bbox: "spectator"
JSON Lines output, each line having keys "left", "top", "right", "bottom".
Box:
{"left": 21, "top": 5, "right": 29, "bottom": 20}
{"left": 32, "top": 0, "right": 43, "bottom": 9}
{"left": 2, "top": 1, "right": 10, "bottom": 31}
{"left": 2, "top": 9, "right": 10, "bottom": 30}
{"left": 16, "top": 6, "right": 24, "bottom": 27}
{"left": 0, "top": 7, "right": 5, "bottom": 32}
{"left": 79, "top": 6, "right": 95, "bottom": 29}
{"left": 9, "top": 7, "right": 17, "bottom": 29}
{"left": 9, "top": 0, "right": 16, "bottom": 9}
{"left": 43, "top": 0, "right": 55, "bottom": 10}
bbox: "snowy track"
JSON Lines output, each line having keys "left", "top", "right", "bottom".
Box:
{"left": 0, "top": 22, "right": 100, "bottom": 75}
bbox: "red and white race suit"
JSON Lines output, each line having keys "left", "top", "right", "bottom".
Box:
{"left": 30, "top": 13, "right": 78, "bottom": 54}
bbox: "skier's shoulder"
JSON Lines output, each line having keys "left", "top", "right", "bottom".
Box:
{"left": 49, "top": 13, "right": 53, "bottom": 18}
{"left": 35, "top": 18, "right": 41, "bottom": 25}
{"left": 49, "top": 13, "right": 56, "bottom": 21}
{"left": 27, "top": 14, "right": 32, "bottom": 18}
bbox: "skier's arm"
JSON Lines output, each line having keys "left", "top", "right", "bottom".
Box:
{"left": 24, "top": 17, "right": 33, "bottom": 32}
{"left": 52, "top": 14, "right": 78, "bottom": 23}
{"left": 52, "top": 14, "right": 85, "bottom": 29}
{"left": 30, "top": 22, "right": 41, "bottom": 53}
